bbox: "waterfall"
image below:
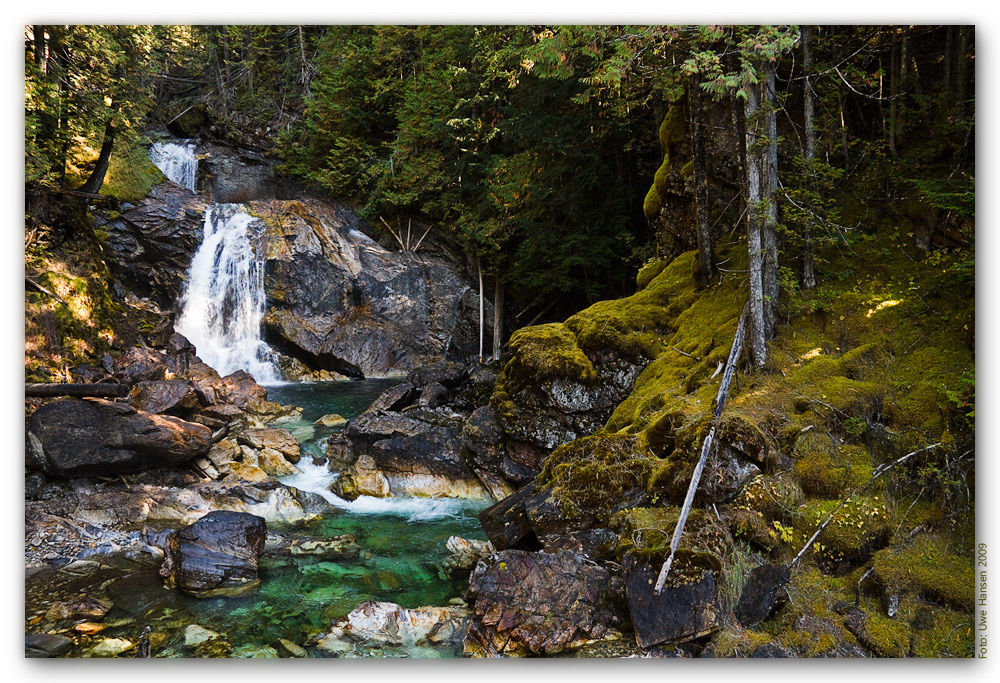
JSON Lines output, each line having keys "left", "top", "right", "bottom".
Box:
{"left": 149, "top": 140, "right": 198, "bottom": 192}
{"left": 175, "top": 204, "right": 281, "bottom": 384}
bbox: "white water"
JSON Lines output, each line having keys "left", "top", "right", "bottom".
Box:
{"left": 149, "top": 140, "right": 198, "bottom": 191}
{"left": 175, "top": 204, "right": 281, "bottom": 383}
{"left": 279, "top": 457, "right": 483, "bottom": 521}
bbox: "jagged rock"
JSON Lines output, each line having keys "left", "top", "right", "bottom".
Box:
{"left": 128, "top": 379, "right": 202, "bottom": 416}
{"left": 325, "top": 432, "right": 356, "bottom": 470}
{"left": 100, "top": 181, "right": 206, "bottom": 305}
{"left": 256, "top": 447, "right": 301, "bottom": 477}
{"left": 45, "top": 595, "right": 112, "bottom": 623}
{"left": 201, "top": 141, "right": 278, "bottom": 203}
{"left": 330, "top": 453, "right": 391, "bottom": 500}
{"left": 463, "top": 549, "right": 624, "bottom": 657}
{"left": 159, "top": 510, "right": 267, "bottom": 597}
{"left": 438, "top": 536, "right": 494, "bottom": 577}
{"left": 315, "top": 601, "right": 470, "bottom": 653}
{"left": 26, "top": 398, "right": 213, "bottom": 478}
{"left": 256, "top": 198, "right": 489, "bottom": 378}
{"left": 751, "top": 643, "right": 794, "bottom": 657}
{"left": 25, "top": 633, "right": 74, "bottom": 658}
{"left": 623, "top": 553, "right": 720, "bottom": 648}
{"left": 735, "top": 563, "right": 791, "bottom": 627}
{"left": 113, "top": 346, "right": 169, "bottom": 383}
{"left": 238, "top": 428, "right": 300, "bottom": 463}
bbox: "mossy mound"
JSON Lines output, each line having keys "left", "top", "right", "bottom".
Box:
{"left": 726, "top": 474, "right": 803, "bottom": 552}
{"left": 535, "top": 433, "right": 657, "bottom": 524}
{"left": 635, "top": 258, "right": 668, "bottom": 291}
{"left": 872, "top": 534, "right": 974, "bottom": 611}
{"left": 102, "top": 139, "right": 165, "bottom": 202}
{"left": 795, "top": 495, "right": 892, "bottom": 564}
{"left": 793, "top": 435, "right": 873, "bottom": 498}
{"left": 500, "top": 322, "right": 595, "bottom": 389}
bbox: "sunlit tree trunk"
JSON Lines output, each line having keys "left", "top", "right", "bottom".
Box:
{"left": 79, "top": 119, "right": 115, "bottom": 195}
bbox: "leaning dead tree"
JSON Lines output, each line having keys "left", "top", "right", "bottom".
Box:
{"left": 654, "top": 302, "right": 749, "bottom": 594}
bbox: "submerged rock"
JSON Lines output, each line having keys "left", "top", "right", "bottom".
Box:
{"left": 44, "top": 595, "right": 112, "bottom": 623}
{"left": 25, "top": 633, "right": 74, "bottom": 658}
{"left": 314, "top": 601, "right": 470, "bottom": 654}
{"left": 159, "top": 510, "right": 267, "bottom": 597}
{"left": 26, "top": 398, "right": 212, "bottom": 478}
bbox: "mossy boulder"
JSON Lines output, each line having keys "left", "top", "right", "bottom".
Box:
{"left": 871, "top": 535, "right": 974, "bottom": 611}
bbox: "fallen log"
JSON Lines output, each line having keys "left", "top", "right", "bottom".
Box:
{"left": 25, "top": 383, "right": 128, "bottom": 399}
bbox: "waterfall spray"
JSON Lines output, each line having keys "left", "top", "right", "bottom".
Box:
{"left": 175, "top": 204, "right": 281, "bottom": 383}
{"left": 149, "top": 140, "right": 198, "bottom": 192}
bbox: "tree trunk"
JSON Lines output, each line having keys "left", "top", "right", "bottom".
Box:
{"left": 478, "top": 256, "right": 484, "bottom": 363}
{"left": 956, "top": 25, "right": 971, "bottom": 114}
{"left": 801, "top": 25, "right": 817, "bottom": 290}
{"left": 744, "top": 81, "right": 767, "bottom": 369}
{"left": 32, "top": 25, "right": 47, "bottom": 74}
{"left": 761, "top": 63, "right": 780, "bottom": 338}
{"left": 491, "top": 277, "right": 504, "bottom": 362}
{"left": 79, "top": 119, "right": 116, "bottom": 195}
{"left": 689, "top": 75, "right": 713, "bottom": 289}
{"left": 888, "top": 28, "right": 899, "bottom": 160}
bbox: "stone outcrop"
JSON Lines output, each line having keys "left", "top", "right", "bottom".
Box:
{"left": 26, "top": 398, "right": 213, "bottom": 478}
{"left": 254, "top": 198, "right": 489, "bottom": 378}
{"left": 159, "top": 510, "right": 267, "bottom": 597}
{"left": 98, "top": 181, "right": 206, "bottom": 305}
{"left": 463, "top": 549, "right": 626, "bottom": 657}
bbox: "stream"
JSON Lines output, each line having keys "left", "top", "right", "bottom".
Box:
{"left": 25, "top": 380, "right": 491, "bottom": 658}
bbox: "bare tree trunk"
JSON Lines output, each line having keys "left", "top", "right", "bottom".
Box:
{"left": 761, "top": 63, "right": 780, "bottom": 338}
{"left": 26, "top": 383, "right": 128, "bottom": 398}
{"left": 888, "top": 28, "right": 899, "bottom": 160}
{"left": 801, "top": 25, "right": 817, "bottom": 290}
{"left": 689, "top": 75, "right": 713, "bottom": 289}
{"left": 745, "top": 81, "right": 767, "bottom": 369}
{"left": 491, "top": 277, "right": 504, "bottom": 362}
{"left": 79, "top": 119, "right": 116, "bottom": 195}
{"left": 956, "top": 25, "right": 971, "bottom": 113}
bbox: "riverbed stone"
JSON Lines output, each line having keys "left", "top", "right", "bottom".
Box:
{"left": 238, "top": 428, "right": 301, "bottom": 463}
{"left": 315, "top": 601, "right": 470, "bottom": 653}
{"left": 128, "top": 379, "right": 202, "bottom": 416}
{"left": 44, "top": 595, "right": 112, "bottom": 623}
{"left": 257, "top": 447, "right": 301, "bottom": 477}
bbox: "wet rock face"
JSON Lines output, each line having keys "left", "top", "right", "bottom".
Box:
{"left": 463, "top": 549, "right": 625, "bottom": 657}
{"left": 26, "top": 398, "right": 213, "bottom": 478}
{"left": 99, "top": 181, "right": 206, "bottom": 305}
{"left": 256, "top": 198, "right": 488, "bottom": 378}
{"left": 200, "top": 142, "right": 278, "bottom": 203}
{"left": 159, "top": 510, "right": 267, "bottom": 597}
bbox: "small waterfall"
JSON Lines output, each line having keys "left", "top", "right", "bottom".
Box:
{"left": 149, "top": 140, "right": 198, "bottom": 191}
{"left": 175, "top": 204, "right": 281, "bottom": 383}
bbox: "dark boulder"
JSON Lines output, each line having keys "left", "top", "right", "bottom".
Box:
{"left": 26, "top": 398, "right": 213, "bottom": 478}
{"left": 159, "top": 510, "right": 267, "bottom": 597}
{"left": 463, "top": 549, "right": 625, "bottom": 657}
{"left": 735, "top": 563, "right": 791, "bottom": 627}
{"left": 623, "top": 553, "right": 720, "bottom": 648}
{"left": 478, "top": 484, "right": 544, "bottom": 551}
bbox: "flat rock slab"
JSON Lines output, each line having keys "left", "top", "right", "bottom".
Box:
{"left": 27, "top": 397, "right": 213, "bottom": 478}
{"left": 623, "top": 554, "right": 720, "bottom": 648}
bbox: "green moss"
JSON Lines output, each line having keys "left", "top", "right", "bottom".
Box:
{"left": 500, "top": 322, "right": 595, "bottom": 388}
{"left": 795, "top": 495, "right": 892, "bottom": 562}
{"left": 872, "top": 535, "right": 974, "bottom": 610}
{"left": 794, "top": 435, "right": 873, "bottom": 497}
{"left": 102, "top": 139, "right": 165, "bottom": 202}
{"left": 635, "top": 259, "right": 668, "bottom": 291}
{"left": 536, "top": 433, "right": 658, "bottom": 524}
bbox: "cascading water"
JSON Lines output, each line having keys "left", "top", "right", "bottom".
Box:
{"left": 175, "top": 204, "right": 281, "bottom": 383}
{"left": 149, "top": 140, "right": 198, "bottom": 191}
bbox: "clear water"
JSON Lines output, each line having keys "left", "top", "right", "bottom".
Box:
{"left": 175, "top": 204, "right": 282, "bottom": 383}
{"left": 149, "top": 140, "right": 198, "bottom": 192}
{"left": 25, "top": 381, "right": 489, "bottom": 658}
